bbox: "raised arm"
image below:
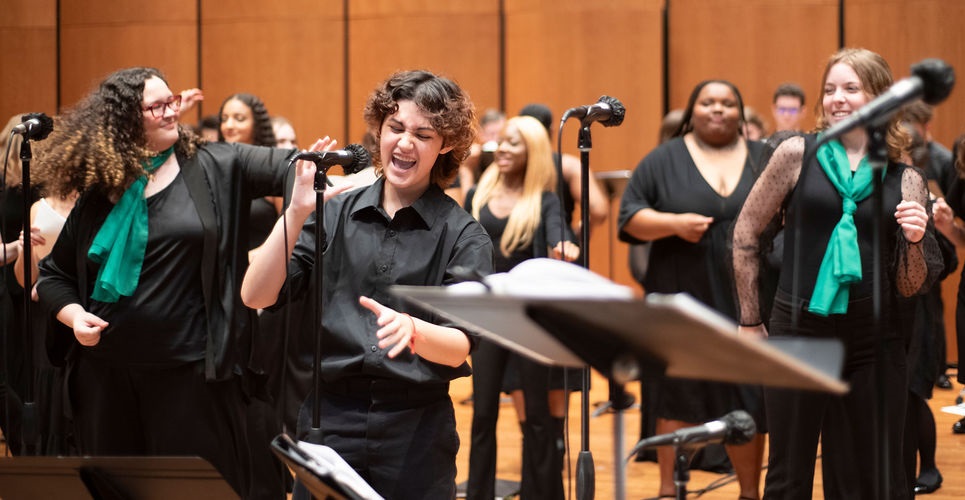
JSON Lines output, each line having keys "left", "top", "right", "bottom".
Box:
{"left": 733, "top": 135, "right": 805, "bottom": 333}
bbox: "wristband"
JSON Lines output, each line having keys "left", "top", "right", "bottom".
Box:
{"left": 402, "top": 313, "right": 417, "bottom": 352}
{"left": 739, "top": 321, "right": 763, "bottom": 328}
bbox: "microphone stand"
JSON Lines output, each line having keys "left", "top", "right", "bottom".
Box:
{"left": 306, "top": 166, "right": 330, "bottom": 446}
{"left": 17, "top": 136, "right": 39, "bottom": 456}
{"left": 866, "top": 122, "right": 890, "bottom": 500}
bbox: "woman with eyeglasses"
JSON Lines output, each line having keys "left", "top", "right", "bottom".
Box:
{"left": 34, "top": 67, "right": 296, "bottom": 499}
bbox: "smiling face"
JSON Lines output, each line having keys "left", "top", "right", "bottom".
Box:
{"left": 822, "top": 62, "right": 871, "bottom": 129}
{"left": 690, "top": 82, "right": 742, "bottom": 145}
{"left": 141, "top": 76, "right": 181, "bottom": 152}
{"left": 220, "top": 98, "right": 255, "bottom": 144}
{"left": 379, "top": 99, "right": 453, "bottom": 196}
{"left": 494, "top": 123, "right": 527, "bottom": 178}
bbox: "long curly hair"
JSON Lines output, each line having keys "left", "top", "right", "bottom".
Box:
{"left": 364, "top": 70, "right": 476, "bottom": 189}
{"left": 2, "top": 114, "right": 26, "bottom": 187}
{"left": 34, "top": 67, "right": 202, "bottom": 199}
{"left": 814, "top": 48, "right": 910, "bottom": 161}
{"left": 470, "top": 116, "right": 557, "bottom": 256}
{"left": 217, "top": 93, "right": 277, "bottom": 147}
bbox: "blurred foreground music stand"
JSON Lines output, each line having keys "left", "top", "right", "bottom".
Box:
{"left": 394, "top": 287, "right": 847, "bottom": 500}
{"left": 271, "top": 434, "right": 383, "bottom": 500}
{"left": 0, "top": 456, "right": 236, "bottom": 500}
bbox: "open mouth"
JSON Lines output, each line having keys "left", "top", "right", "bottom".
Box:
{"left": 393, "top": 155, "right": 417, "bottom": 170}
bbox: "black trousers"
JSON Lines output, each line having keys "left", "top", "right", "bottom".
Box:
{"left": 762, "top": 291, "right": 908, "bottom": 500}
{"left": 69, "top": 355, "right": 251, "bottom": 498}
{"left": 295, "top": 378, "right": 458, "bottom": 500}
{"left": 467, "top": 339, "right": 563, "bottom": 500}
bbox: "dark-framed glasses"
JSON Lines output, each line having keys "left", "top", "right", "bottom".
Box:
{"left": 142, "top": 95, "right": 182, "bottom": 119}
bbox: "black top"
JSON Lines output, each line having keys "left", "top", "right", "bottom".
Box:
{"left": 249, "top": 197, "right": 278, "bottom": 250}
{"left": 86, "top": 173, "right": 206, "bottom": 365}
{"left": 38, "top": 142, "right": 294, "bottom": 380}
{"left": 618, "top": 137, "right": 763, "bottom": 320}
{"left": 468, "top": 190, "right": 573, "bottom": 273}
{"left": 277, "top": 177, "right": 495, "bottom": 385}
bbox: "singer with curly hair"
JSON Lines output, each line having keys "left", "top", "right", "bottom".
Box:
{"left": 35, "top": 67, "right": 296, "bottom": 499}
{"left": 242, "top": 70, "right": 494, "bottom": 499}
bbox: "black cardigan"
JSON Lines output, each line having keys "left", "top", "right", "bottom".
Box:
{"left": 38, "top": 142, "right": 293, "bottom": 381}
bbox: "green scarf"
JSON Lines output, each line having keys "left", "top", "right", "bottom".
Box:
{"left": 808, "top": 137, "right": 880, "bottom": 316}
{"left": 88, "top": 146, "right": 174, "bottom": 302}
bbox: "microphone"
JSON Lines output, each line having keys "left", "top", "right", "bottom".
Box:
{"left": 561, "top": 96, "right": 626, "bottom": 127}
{"left": 290, "top": 143, "right": 371, "bottom": 175}
{"left": 627, "top": 410, "right": 756, "bottom": 459}
{"left": 821, "top": 58, "right": 955, "bottom": 141}
{"left": 11, "top": 112, "right": 54, "bottom": 141}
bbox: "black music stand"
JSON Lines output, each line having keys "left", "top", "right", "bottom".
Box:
{"left": 392, "top": 284, "right": 847, "bottom": 499}
{"left": 270, "top": 434, "right": 383, "bottom": 500}
{"left": 0, "top": 456, "right": 236, "bottom": 500}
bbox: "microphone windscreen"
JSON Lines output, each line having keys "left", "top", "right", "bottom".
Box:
{"left": 598, "top": 95, "right": 626, "bottom": 127}
{"left": 343, "top": 143, "right": 371, "bottom": 175}
{"left": 912, "top": 59, "right": 955, "bottom": 105}
{"left": 22, "top": 112, "right": 54, "bottom": 140}
{"left": 721, "top": 410, "right": 756, "bottom": 446}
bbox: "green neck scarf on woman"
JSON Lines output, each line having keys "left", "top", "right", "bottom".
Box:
{"left": 808, "top": 136, "right": 882, "bottom": 316}
{"left": 87, "top": 146, "right": 175, "bottom": 303}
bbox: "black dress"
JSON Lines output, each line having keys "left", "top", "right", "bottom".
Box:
{"left": 618, "top": 137, "right": 766, "bottom": 426}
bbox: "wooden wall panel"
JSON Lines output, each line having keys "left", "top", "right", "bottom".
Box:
{"left": 59, "top": 0, "right": 198, "bottom": 111}
{"left": 504, "top": 0, "right": 663, "bottom": 287}
{"left": 844, "top": 0, "right": 965, "bottom": 149}
{"left": 668, "top": 0, "right": 839, "bottom": 136}
{"left": 348, "top": 0, "right": 501, "bottom": 146}
{"left": 0, "top": 0, "right": 57, "bottom": 121}
{"left": 200, "top": 0, "right": 344, "bottom": 144}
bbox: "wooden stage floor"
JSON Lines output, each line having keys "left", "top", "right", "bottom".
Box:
{"left": 451, "top": 369, "right": 965, "bottom": 500}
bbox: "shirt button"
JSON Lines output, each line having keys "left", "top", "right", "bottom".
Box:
{"left": 388, "top": 230, "right": 396, "bottom": 237}
{"left": 379, "top": 265, "right": 388, "bottom": 272}
{"left": 371, "top": 345, "right": 377, "bottom": 352}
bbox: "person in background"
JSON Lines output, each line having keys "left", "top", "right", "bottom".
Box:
{"left": 241, "top": 70, "right": 494, "bottom": 499}
{"left": 450, "top": 108, "right": 506, "bottom": 204}
{"left": 519, "top": 103, "right": 609, "bottom": 240}
{"left": 465, "top": 115, "right": 579, "bottom": 500}
{"left": 35, "top": 67, "right": 296, "bottom": 498}
{"left": 733, "top": 48, "right": 940, "bottom": 499}
{"left": 197, "top": 114, "right": 221, "bottom": 142}
{"left": 271, "top": 116, "right": 298, "bottom": 149}
{"left": 743, "top": 106, "right": 768, "bottom": 141}
{"left": 620, "top": 80, "right": 767, "bottom": 500}
{"left": 770, "top": 82, "right": 807, "bottom": 133}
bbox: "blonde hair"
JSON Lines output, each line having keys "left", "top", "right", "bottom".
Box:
{"left": 471, "top": 115, "right": 557, "bottom": 256}
{"left": 1, "top": 114, "right": 26, "bottom": 187}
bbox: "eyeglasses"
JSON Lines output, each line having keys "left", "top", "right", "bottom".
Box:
{"left": 775, "top": 106, "right": 801, "bottom": 116}
{"left": 142, "top": 95, "right": 182, "bottom": 119}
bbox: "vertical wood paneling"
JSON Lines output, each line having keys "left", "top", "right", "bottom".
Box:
{"left": 0, "top": 0, "right": 57, "bottom": 121}
{"left": 668, "top": 0, "right": 840, "bottom": 136}
{"left": 504, "top": 0, "right": 663, "bottom": 286}
{"left": 347, "top": 0, "right": 501, "bottom": 146}
{"left": 200, "top": 0, "right": 344, "bottom": 143}
{"left": 59, "top": 0, "right": 198, "bottom": 111}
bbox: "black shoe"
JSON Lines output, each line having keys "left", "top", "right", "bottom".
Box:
{"left": 914, "top": 468, "right": 943, "bottom": 494}
{"left": 936, "top": 374, "right": 952, "bottom": 389}
{"left": 953, "top": 417, "right": 965, "bottom": 434}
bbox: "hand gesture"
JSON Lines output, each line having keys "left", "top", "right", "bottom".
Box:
{"left": 895, "top": 199, "right": 927, "bottom": 243}
{"left": 73, "top": 311, "right": 109, "bottom": 346}
{"left": 551, "top": 241, "right": 580, "bottom": 262}
{"left": 675, "top": 213, "right": 714, "bottom": 243}
{"left": 20, "top": 227, "right": 46, "bottom": 248}
{"left": 932, "top": 197, "right": 954, "bottom": 236}
{"left": 289, "top": 137, "right": 353, "bottom": 218}
{"left": 359, "top": 296, "right": 419, "bottom": 359}
{"left": 179, "top": 88, "right": 204, "bottom": 114}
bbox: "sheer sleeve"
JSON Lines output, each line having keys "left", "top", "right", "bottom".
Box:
{"left": 732, "top": 135, "right": 806, "bottom": 325}
{"left": 894, "top": 166, "right": 943, "bottom": 296}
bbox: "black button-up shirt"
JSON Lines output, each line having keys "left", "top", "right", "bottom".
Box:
{"left": 279, "top": 178, "right": 494, "bottom": 384}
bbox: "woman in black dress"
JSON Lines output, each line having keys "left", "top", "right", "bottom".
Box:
{"left": 619, "top": 80, "right": 766, "bottom": 499}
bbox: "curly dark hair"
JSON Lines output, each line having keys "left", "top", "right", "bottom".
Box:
{"left": 363, "top": 70, "right": 476, "bottom": 189}
{"left": 33, "top": 67, "right": 202, "bottom": 199}
{"left": 216, "top": 93, "right": 277, "bottom": 147}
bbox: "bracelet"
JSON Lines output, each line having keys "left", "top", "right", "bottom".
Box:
{"left": 739, "top": 321, "right": 763, "bottom": 328}
{"left": 402, "top": 313, "right": 417, "bottom": 352}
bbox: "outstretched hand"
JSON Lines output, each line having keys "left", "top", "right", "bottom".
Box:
{"left": 359, "top": 296, "right": 420, "bottom": 359}
{"left": 289, "top": 137, "right": 353, "bottom": 218}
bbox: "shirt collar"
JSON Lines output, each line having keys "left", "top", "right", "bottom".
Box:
{"left": 351, "top": 177, "right": 451, "bottom": 229}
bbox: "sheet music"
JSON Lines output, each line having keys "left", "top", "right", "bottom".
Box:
{"left": 447, "top": 257, "right": 635, "bottom": 299}
{"left": 297, "top": 441, "right": 384, "bottom": 500}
